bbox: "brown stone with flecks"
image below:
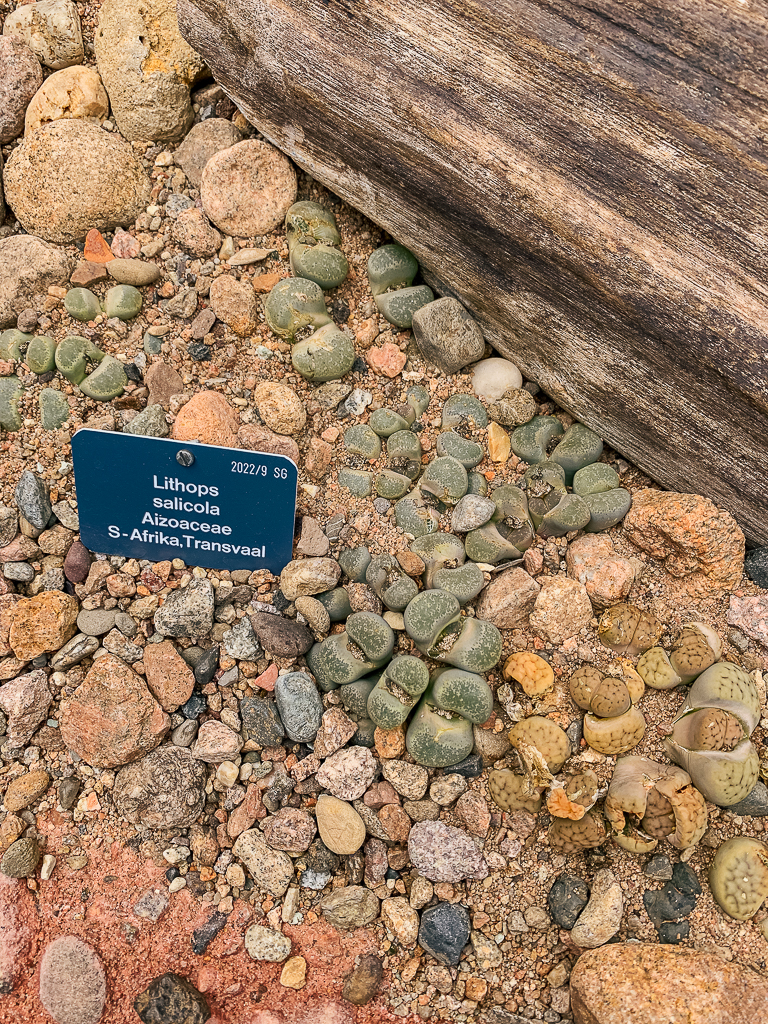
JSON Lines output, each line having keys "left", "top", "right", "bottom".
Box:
{"left": 58, "top": 654, "right": 170, "bottom": 768}
{"left": 3, "top": 769, "right": 50, "bottom": 813}
{"left": 378, "top": 803, "right": 411, "bottom": 842}
{"left": 374, "top": 725, "right": 406, "bottom": 759}
{"left": 9, "top": 591, "right": 79, "bottom": 661}
{"left": 0, "top": 813, "right": 24, "bottom": 856}
{"left": 252, "top": 272, "right": 284, "bottom": 293}
{"left": 145, "top": 362, "right": 184, "bottom": 410}
{"left": 70, "top": 260, "right": 109, "bottom": 287}
{"left": 366, "top": 342, "right": 406, "bottom": 378}
{"left": 237, "top": 425, "right": 299, "bottom": 464}
{"left": 622, "top": 490, "right": 744, "bottom": 595}
{"left": 172, "top": 390, "right": 240, "bottom": 446}
{"left": 570, "top": 942, "right": 768, "bottom": 1024}
{"left": 0, "top": 595, "right": 23, "bottom": 657}
{"left": 363, "top": 781, "right": 400, "bottom": 809}
{"left": 304, "top": 438, "right": 332, "bottom": 480}
{"left": 342, "top": 954, "right": 384, "bottom": 1006}
{"left": 142, "top": 640, "right": 195, "bottom": 712}
{"left": 83, "top": 228, "right": 114, "bottom": 263}
{"left": 475, "top": 566, "right": 540, "bottom": 629}
{"left": 227, "top": 782, "right": 266, "bottom": 839}
{"left": 0, "top": 534, "right": 40, "bottom": 562}
{"left": 566, "top": 534, "right": 636, "bottom": 611}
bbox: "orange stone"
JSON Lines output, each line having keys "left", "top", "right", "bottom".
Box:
{"left": 143, "top": 640, "right": 195, "bottom": 712}
{"left": 171, "top": 390, "right": 240, "bottom": 447}
{"left": 366, "top": 342, "right": 407, "bottom": 378}
{"left": 253, "top": 272, "right": 284, "bottom": 293}
{"left": 374, "top": 724, "right": 406, "bottom": 759}
{"left": 255, "top": 663, "right": 278, "bottom": 691}
{"left": 83, "top": 228, "right": 114, "bottom": 263}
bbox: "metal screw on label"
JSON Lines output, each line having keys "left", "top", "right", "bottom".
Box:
{"left": 176, "top": 449, "right": 195, "bottom": 467}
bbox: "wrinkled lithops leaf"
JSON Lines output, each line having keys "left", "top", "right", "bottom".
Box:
{"left": 548, "top": 810, "right": 606, "bottom": 853}
{"left": 637, "top": 647, "right": 682, "bottom": 690}
{"left": 583, "top": 706, "right": 646, "bottom": 755}
{"left": 598, "top": 602, "right": 663, "bottom": 656}
{"left": 569, "top": 665, "right": 631, "bottom": 718}
{"left": 487, "top": 768, "right": 543, "bottom": 813}
{"left": 504, "top": 651, "right": 554, "bottom": 697}
{"left": 669, "top": 622, "right": 721, "bottom": 684}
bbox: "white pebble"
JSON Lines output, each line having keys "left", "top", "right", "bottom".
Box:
{"left": 41, "top": 855, "right": 56, "bottom": 881}
{"left": 216, "top": 761, "right": 239, "bottom": 788}
{"left": 169, "top": 877, "right": 187, "bottom": 893}
{"left": 472, "top": 357, "right": 522, "bottom": 401}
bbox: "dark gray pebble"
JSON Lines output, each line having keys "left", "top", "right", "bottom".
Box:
{"left": 547, "top": 873, "right": 590, "bottom": 930}
{"left": 444, "top": 752, "right": 484, "bottom": 778}
{"left": 418, "top": 901, "right": 471, "bottom": 966}
{"left": 250, "top": 611, "right": 313, "bottom": 658}
{"left": 643, "top": 853, "right": 673, "bottom": 881}
{"left": 181, "top": 692, "right": 206, "bottom": 720}
{"left": 134, "top": 973, "right": 210, "bottom": 1024}
{"left": 240, "top": 697, "right": 285, "bottom": 746}
{"left": 745, "top": 547, "right": 768, "bottom": 589}
{"left": 728, "top": 780, "right": 768, "bottom": 816}
{"left": 191, "top": 911, "right": 229, "bottom": 955}
{"left": 14, "top": 470, "right": 51, "bottom": 529}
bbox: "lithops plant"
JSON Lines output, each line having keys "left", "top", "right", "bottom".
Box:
{"left": 367, "top": 655, "right": 430, "bottom": 730}
{"left": 430, "top": 667, "right": 493, "bottom": 724}
{"left": 547, "top": 422, "right": 603, "bottom": 484}
{"left": 604, "top": 756, "right": 707, "bottom": 853}
{"left": 285, "top": 200, "right": 349, "bottom": 289}
{"left": 365, "top": 553, "right": 419, "bottom": 611}
{"left": 410, "top": 533, "right": 466, "bottom": 588}
{"left": 637, "top": 647, "right": 683, "bottom": 690}
{"left": 79, "top": 354, "right": 128, "bottom": 401}
{"left": 509, "top": 715, "right": 571, "bottom": 774}
{"left": 537, "top": 492, "right": 592, "bottom": 538}
{"left": 264, "top": 277, "right": 332, "bottom": 340}
{"left": 0, "top": 329, "right": 32, "bottom": 360}
{"left": 709, "top": 837, "right": 768, "bottom": 921}
{"left": 367, "top": 243, "right": 434, "bottom": 328}
{"left": 546, "top": 769, "right": 601, "bottom": 820}
{"left": 436, "top": 430, "right": 484, "bottom": 468}
{"left": 569, "top": 665, "right": 632, "bottom": 718}
{"left": 521, "top": 463, "right": 567, "bottom": 529}
{"left": 504, "top": 651, "right": 555, "bottom": 698}
{"left": 386, "top": 429, "right": 422, "bottom": 480}
{"left": 488, "top": 769, "right": 545, "bottom": 813}
{"left": 669, "top": 622, "right": 721, "bottom": 684}
{"left": 664, "top": 662, "right": 760, "bottom": 806}
{"left": 510, "top": 415, "right": 564, "bottom": 465}
{"left": 432, "top": 562, "right": 485, "bottom": 605}
{"left": 305, "top": 611, "right": 395, "bottom": 691}
{"left": 598, "top": 602, "right": 663, "bottom": 657}
{"left": 583, "top": 705, "right": 646, "bottom": 756}
{"left": 548, "top": 810, "right": 607, "bottom": 853}
{"left": 404, "top": 589, "right": 502, "bottom": 673}
{"left": 465, "top": 483, "right": 534, "bottom": 564}
{"left": 421, "top": 456, "right": 469, "bottom": 505}
{"left": 292, "top": 322, "right": 356, "bottom": 382}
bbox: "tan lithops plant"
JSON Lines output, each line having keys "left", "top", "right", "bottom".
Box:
{"left": 709, "top": 837, "right": 768, "bottom": 921}
{"left": 503, "top": 651, "right": 554, "bottom": 697}
{"left": 604, "top": 756, "right": 707, "bottom": 853}
{"left": 509, "top": 715, "right": 570, "bottom": 773}
{"left": 637, "top": 647, "right": 682, "bottom": 690}
{"left": 598, "top": 602, "right": 663, "bottom": 656}
{"left": 546, "top": 769, "right": 600, "bottom": 821}
{"left": 664, "top": 662, "right": 760, "bottom": 806}
{"left": 583, "top": 705, "right": 646, "bottom": 755}
{"left": 548, "top": 809, "right": 606, "bottom": 853}
{"left": 616, "top": 659, "right": 645, "bottom": 705}
{"left": 487, "top": 768, "right": 544, "bottom": 813}
{"left": 569, "top": 665, "right": 631, "bottom": 718}
{"left": 669, "top": 622, "right": 721, "bottom": 684}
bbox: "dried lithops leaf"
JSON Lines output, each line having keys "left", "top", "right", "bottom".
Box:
{"left": 598, "top": 602, "right": 662, "bottom": 657}
{"left": 670, "top": 622, "right": 720, "bottom": 683}
{"left": 637, "top": 647, "right": 682, "bottom": 690}
{"left": 546, "top": 782, "right": 586, "bottom": 820}
{"left": 503, "top": 651, "right": 554, "bottom": 697}
{"left": 664, "top": 734, "right": 760, "bottom": 807}
{"left": 565, "top": 769, "right": 600, "bottom": 809}
{"left": 509, "top": 716, "right": 570, "bottom": 773}
{"left": 548, "top": 810, "right": 606, "bottom": 853}
{"left": 709, "top": 837, "right": 768, "bottom": 921}
{"left": 616, "top": 659, "right": 645, "bottom": 704}
{"left": 657, "top": 777, "right": 708, "bottom": 850}
{"left": 513, "top": 738, "right": 556, "bottom": 790}
{"left": 583, "top": 706, "right": 645, "bottom": 755}
{"left": 487, "top": 768, "right": 543, "bottom": 813}
{"left": 689, "top": 708, "right": 744, "bottom": 751}
{"left": 614, "top": 829, "right": 658, "bottom": 854}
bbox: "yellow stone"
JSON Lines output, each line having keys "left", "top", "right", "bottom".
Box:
{"left": 280, "top": 955, "right": 307, "bottom": 989}
{"left": 487, "top": 421, "right": 510, "bottom": 462}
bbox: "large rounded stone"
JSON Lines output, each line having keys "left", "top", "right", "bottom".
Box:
{"left": 0, "top": 234, "right": 71, "bottom": 328}
{"left": 9, "top": 591, "right": 78, "bottom": 661}
{"left": 411, "top": 297, "right": 485, "bottom": 374}
{"left": 0, "top": 37, "right": 43, "bottom": 143}
{"left": 39, "top": 936, "right": 106, "bottom": 1024}
{"left": 94, "top": 0, "right": 206, "bottom": 142}
{"left": 175, "top": 118, "right": 242, "bottom": 187}
{"left": 201, "top": 139, "right": 297, "bottom": 238}
{"left": 113, "top": 746, "right": 207, "bottom": 827}
{"left": 24, "top": 65, "right": 109, "bottom": 135}
{"left": 2, "top": 0, "right": 84, "bottom": 70}
{"left": 4, "top": 121, "right": 151, "bottom": 243}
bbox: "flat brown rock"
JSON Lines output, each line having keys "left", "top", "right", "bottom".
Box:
{"left": 570, "top": 943, "right": 768, "bottom": 1024}
{"left": 59, "top": 654, "right": 170, "bottom": 768}
{"left": 475, "top": 567, "right": 540, "bottom": 628}
{"left": 142, "top": 640, "right": 195, "bottom": 712}
{"left": 171, "top": 389, "right": 240, "bottom": 446}
{"left": 9, "top": 591, "right": 78, "bottom": 661}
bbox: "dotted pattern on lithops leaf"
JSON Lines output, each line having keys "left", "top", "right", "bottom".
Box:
{"left": 670, "top": 624, "right": 719, "bottom": 683}
{"left": 690, "top": 708, "right": 744, "bottom": 751}
{"left": 509, "top": 716, "right": 570, "bottom": 773}
{"left": 548, "top": 810, "right": 606, "bottom": 853}
{"left": 598, "top": 602, "right": 663, "bottom": 656}
{"left": 487, "top": 768, "right": 543, "bottom": 813}
{"left": 637, "top": 647, "right": 682, "bottom": 690}
{"left": 583, "top": 706, "right": 646, "bottom": 755}
{"left": 504, "top": 651, "right": 555, "bottom": 697}
{"left": 709, "top": 837, "right": 768, "bottom": 921}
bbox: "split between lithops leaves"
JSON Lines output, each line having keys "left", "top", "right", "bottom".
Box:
{"left": 598, "top": 602, "right": 663, "bottom": 657}
{"left": 569, "top": 665, "right": 631, "bottom": 718}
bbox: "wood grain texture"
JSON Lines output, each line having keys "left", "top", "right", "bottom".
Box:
{"left": 178, "top": 0, "right": 768, "bottom": 543}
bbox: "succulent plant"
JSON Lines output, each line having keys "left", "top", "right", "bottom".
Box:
{"left": 376, "top": 285, "right": 435, "bottom": 329}
{"left": 442, "top": 393, "right": 488, "bottom": 430}
{"left": 338, "top": 468, "right": 373, "bottom": 496}
{"left": 636, "top": 647, "right": 683, "bottom": 690}
{"left": 572, "top": 463, "right": 620, "bottom": 495}
{"left": 374, "top": 469, "right": 412, "bottom": 499}
{"left": 548, "top": 810, "right": 607, "bottom": 853}
{"left": 510, "top": 415, "right": 564, "bottom": 465}
{"left": 431, "top": 562, "right": 485, "bottom": 605}
{"left": 25, "top": 335, "right": 56, "bottom": 374}
{"left": 54, "top": 335, "right": 89, "bottom": 385}
{"left": 367, "top": 243, "right": 433, "bottom": 327}
{"left": 668, "top": 622, "right": 721, "bottom": 683}
{"left": 405, "top": 692, "right": 474, "bottom": 767}
{"left": 0, "top": 328, "right": 32, "bottom": 360}
{"left": 369, "top": 407, "right": 412, "bottom": 437}
{"left": 64, "top": 287, "right": 101, "bottom": 322}
{"left": 344, "top": 424, "right": 382, "bottom": 461}
{"left": 545, "top": 769, "right": 600, "bottom": 820}
{"left": 709, "top": 836, "right": 768, "bottom": 920}
{"left": 664, "top": 662, "right": 760, "bottom": 806}
{"left": 582, "top": 487, "right": 632, "bottom": 532}
{"left": 366, "top": 554, "right": 419, "bottom": 611}
{"left": 292, "top": 322, "right": 356, "bottom": 382}
{"left": 421, "top": 456, "right": 469, "bottom": 505}
{"left": 339, "top": 674, "right": 379, "bottom": 716}
{"left": 436, "top": 430, "right": 484, "bottom": 468}
{"left": 367, "top": 655, "right": 430, "bottom": 729}
{"left": 521, "top": 463, "right": 567, "bottom": 528}
{"left": 285, "top": 201, "right": 349, "bottom": 289}
{"left": 509, "top": 715, "right": 570, "bottom": 773}
{"left": 569, "top": 665, "right": 632, "bottom": 718}
{"left": 403, "top": 590, "right": 501, "bottom": 673}
{"left": 338, "top": 547, "right": 372, "bottom": 584}
{"left": 306, "top": 611, "right": 395, "bottom": 691}
{"left": 598, "top": 602, "right": 663, "bottom": 656}
{"left": 386, "top": 429, "right": 422, "bottom": 479}
{"left": 503, "top": 651, "right": 555, "bottom": 698}
{"left": 488, "top": 769, "right": 544, "bottom": 813}
{"left": 604, "top": 756, "right": 707, "bottom": 853}
{"left": 582, "top": 705, "right": 646, "bottom": 755}
{"left": 0, "top": 376, "right": 23, "bottom": 432}
{"left": 430, "top": 667, "right": 493, "bottom": 724}
{"left": 79, "top": 354, "right": 128, "bottom": 401}
{"left": 406, "top": 384, "right": 430, "bottom": 418}
{"left": 537, "top": 492, "right": 592, "bottom": 538}
{"left": 395, "top": 492, "right": 440, "bottom": 538}
{"left": 104, "top": 284, "right": 142, "bottom": 321}
{"left": 264, "top": 277, "right": 332, "bottom": 340}
{"left": 548, "top": 422, "right": 603, "bottom": 484}
{"left": 410, "top": 533, "right": 466, "bottom": 588}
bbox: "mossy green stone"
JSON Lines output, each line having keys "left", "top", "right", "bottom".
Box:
{"left": 442, "top": 393, "right": 488, "bottom": 430}
{"left": 410, "top": 533, "right": 466, "bottom": 588}
{"left": 339, "top": 546, "right": 372, "bottom": 583}
{"left": 436, "top": 430, "right": 484, "bottom": 468}
{"left": 467, "top": 472, "right": 488, "bottom": 496}
{"left": 339, "top": 675, "right": 378, "bottom": 716}
{"left": 367, "top": 244, "right": 419, "bottom": 297}
{"left": 510, "top": 415, "right": 564, "bottom": 465}
{"left": 584, "top": 487, "right": 632, "bottom": 532}
{"left": 0, "top": 376, "right": 23, "bottom": 432}
{"left": 39, "top": 388, "right": 70, "bottom": 430}
{"left": 395, "top": 494, "right": 440, "bottom": 538}
{"left": 573, "top": 462, "right": 621, "bottom": 496}
{"left": 375, "top": 469, "right": 412, "bottom": 499}
{"left": 314, "top": 588, "right": 353, "bottom": 621}
{"left": 405, "top": 695, "right": 474, "bottom": 768}
{"left": 421, "top": 456, "right": 468, "bottom": 505}
{"left": 0, "top": 329, "right": 32, "bottom": 360}
{"left": 369, "top": 407, "right": 411, "bottom": 437}
{"left": 264, "top": 277, "right": 332, "bottom": 340}
{"left": 26, "top": 335, "right": 56, "bottom": 374}
{"left": 55, "top": 335, "right": 88, "bottom": 385}
{"left": 464, "top": 523, "right": 525, "bottom": 564}
{"left": 79, "top": 355, "right": 127, "bottom": 401}
{"left": 548, "top": 422, "right": 603, "bottom": 484}
{"left": 376, "top": 285, "right": 434, "bottom": 329}
{"left": 366, "top": 554, "right": 418, "bottom": 611}
{"left": 431, "top": 668, "right": 493, "bottom": 724}
{"left": 537, "top": 493, "right": 592, "bottom": 538}
{"left": 292, "top": 323, "right": 355, "bottom": 382}
{"left": 432, "top": 562, "right": 485, "bottom": 604}
{"left": 344, "top": 424, "right": 381, "bottom": 460}
{"left": 523, "top": 463, "right": 568, "bottom": 528}
{"left": 64, "top": 287, "right": 101, "bottom": 322}
{"left": 404, "top": 589, "right": 461, "bottom": 649}
{"left": 406, "top": 384, "right": 430, "bottom": 417}
{"left": 338, "top": 468, "right": 373, "bottom": 496}
{"left": 104, "top": 284, "right": 142, "bottom": 321}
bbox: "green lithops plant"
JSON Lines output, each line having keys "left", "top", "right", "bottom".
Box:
{"left": 314, "top": 586, "right": 353, "bottom": 622}
{"left": 548, "top": 422, "right": 603, "bottom": 483}
{"left": 431, "top": 562, "right": 485, "bottom": 604}
{"left": 374, "top": 468, "right": 412, "bottom": 499}
{"left": 569, "top": 665, "right": 632, "bottom": 718}
{"left": 376, "top": 285, "right": 434, "bottom": 329}
{"left": 441, "top": 393, "right": 488, "bottom": 430}
{"left": 522, "top": 462, "right": 567, "bottom": 528}
{"left": 598, "top": 602, "right": 663, "bottom": 656}
{"left": 286, "top": 201, "right": 349, "bottom": 290}
{"left": 572, "top": 462, "right": 620, "bottom": 495}
{"left": 669, "top": 622, "right": 721, "bottom": 684}
{"left": 406, "top": 383, "right": 430, "bottom": 418}
{"left": 339, "top": 674, "right": 379, "bottom": 716}
{"left": 537, "top": 492, "right": 592, "bottom": 538}
{"left": 0, "top": 329, "right": 32, "bottom": 360}
{"left": 464, "top": 522, "right": 527, "bottom": 564}
{"left": 404, "top": 589, "right": 501, "bottom": 673}
{"left": 438, "top": 617, "right": 502, "bottom": 673}
{"left": 64, "top": 287, "right": 101, "bottom": 322}
{"left": 430, "top": 667, "right": 493, "bottom": 724}
{"left": 292, "top": 323, "right": 355, "bottom": 382}
{"left": 338, "top": 468, "right": 373, "bottom": 496}
{"left": 467, "top": 472, "right": 489, "bottom": 496}
{"left": 367, "top": 655, "right": 430, "bottom": 730}
{"left": 583, "top": 705, "right": 646, "bottom": 756}
{"left": 369, "top": 407, "right": 412, "bottom": 437}
{"left": 405, "top": 691, "right": 475, "bottom": 768}
{"left": 404, "top": 589, "right": 461, "bottom": 650}
{"left": 25, "top": 335, "right": 56, "bottom": 374}
{"left": 344, "top": 424, "right": 382, "bottom": 461}
{"left": 0, "top": 376, "right": 23, "bottom": 432}
{"left": 395, "top": 492, "right": 440, "bottom": 538}
{"left": 582, "top": 487, "right": 632, "bottom": 532}
{"left": 79, "top": 355, "right": 128, "bottom": 400}
{"left": 39, "top": 388, "right": 70, "bottom": 430}
{"left": 367, "top": 243, "right": 433, "bottom": 328}
{"left": 386, "top": 429, "right": 422, "bottom": 480}
{"left": 264, "top": 277, "right": 332, "bottom": 340}
{"left": 305, "top": 611, "right": 394, "bottom": 691}
{"left": 436, "top": 430, "right": 484, "bottom": 468}
{"left": 338, "top": 546, "right": 372, "bottom": 583}
{"left": 410, "top": 533, "right": 466, "bottom": 588}
{"left": 709, "top": 837, "right": 768, "bottom": 921}
{"left": 421, "top": 456, "right": 468, "bottom": 505}
{"left": 510, "top": 415, "right": 564, "bottom": 465}
{"left": 104, "top": 284, "right": 142, "bottom": 321}
{"left": 664, "top": 662, "right": 760, "bottom": 806}
{"left": 366, "top": 554, "right": 418, "bottom": 611}
{"left": 54, "top": 335, "right": 89, "bottom": 385}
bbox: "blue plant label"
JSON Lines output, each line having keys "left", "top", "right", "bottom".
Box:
{"left": 71, "top": 430, "right": 298, "bottom": 574}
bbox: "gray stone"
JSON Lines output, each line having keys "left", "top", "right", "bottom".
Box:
{"left": 133, "top": 974, "right": 210, "bottom": 1024}
{"left": 113, "top": 746, "right": 207, "bottom": 828}
{"left": 418, "top": 902, "right": 471, "bottom": 966}
{"left": 221, "top": 616, "right": 262, "bottom": 660}
{"left": 14, "top": 470, "right": 51, "bottom": 529}
{"left": 3, "top": 562, "right": 34, "bottom": 582}
{"left": 319, "top": 885, "right": 380, "bottom": 929}
{"left": 0, "top": 37, "right": 43, "bottom": 144}
{"left": 240, "top": 697, "right": 285, "bottom": 746}
{"left": 39, "top": 936, "right": 106, "bottom": 1024}
{"left": 123, "top": 404, "right": 169, "bottom": 437}
{"left": 154, "top": 578, "right": 214, "bottom": 638}
{"left": 50, "top": 633, "right": 100, "bottom": 670}
{"left": 133, "top": 888, "right": 169, "bottom": 922}
{"left": 411, "top": 297, "right": 485, "bottom": 374}
{"left": 249, "top": 611, "right": 313, "bottom": 658}
{"left": 175, "top": 118, "right": 243, "bottom": 186}
{"left": 232, "top": 829, "right": 294, "bottom": 896}
{"left": 729, "top": 781, "right": 768, "bottom": 816}
{"left": 0, "top": 506, "right": 18, "bottom": 547}
{"left": 0, "top": 235, "right": 71, "bottom": 328}
{"left": 274, "top": 672, "right": 323, "bottom": 743}
{"left": 244, "top": 924, "right": 291, "bottom": 962}
{"left": 77, "top": 608, "right": 117, "bottom": 637}
{"left": 171, "top": 719, "right": 198, "bottom": 747}
{"left": 0, "top": 837, "right": 40, "bottom": 877}
{"left": 450, "top": 493, "right": 496, "bottom": 533}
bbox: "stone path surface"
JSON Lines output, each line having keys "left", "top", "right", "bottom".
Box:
{"left": 1, "top": 2, "right": 768, "bottom": 1024}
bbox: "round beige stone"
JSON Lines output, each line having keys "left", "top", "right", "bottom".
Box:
{"left": 25, "top": 66, "right": 108, "bottom": 135}
{"left": 279, "top": 955, "right": 307, "bottom": 990}
{"left": 209, "top": 274, "right": 258, "bottom": 336}
{"left": 253, "top": 381, "right": 305, "bottom": 436}
{"left": 201, "top": 139, "right": 297, "bottom": 238}
{"left": 315, "top": 794, "right": 366, "bottom": 855}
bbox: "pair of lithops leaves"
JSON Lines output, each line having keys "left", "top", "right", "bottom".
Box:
{"left": 569, "top": 661, "right": 646, "bottom": 756}
{"left": 604, "top": 755, "right": 707, "bottom": 853}
{"left": 663, "top": 662, "right": 761, "bottom": 806}
{"left": 637, "top": 621, "right": 721, "bottom": 689}
{"left": 367, "top": 243, "right": 434, "bottom": 329}
{"left": 285, "top": 201, "right": 349, "bottom": 290}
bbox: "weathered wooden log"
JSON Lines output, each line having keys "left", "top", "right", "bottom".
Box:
{"left": 178, "top": 0, "right": 768, "bottom": 544}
